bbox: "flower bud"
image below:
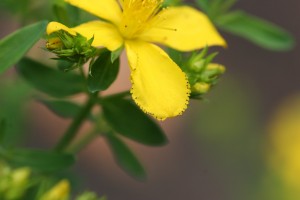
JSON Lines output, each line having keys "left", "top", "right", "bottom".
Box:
{"left": 76, "top": 191, "right": 106, "bottom": 200}
{"left": 192, "top": 82, "right": 211, "bottom": 94}
{"left": 40, "top": 179, "right": 70, "bottom": 200}
{"left": 46, "top": 30, "right": 97, "bottom": 70}
{"left": 4, "top": 167, "right": 31, "bottom": 199}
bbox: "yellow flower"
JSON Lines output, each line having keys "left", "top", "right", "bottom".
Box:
{"left": 268, "top": 95, "right": 300, "bottom": 192}
{"left": 47, "top": 0, "right": 226, "bottom": 120}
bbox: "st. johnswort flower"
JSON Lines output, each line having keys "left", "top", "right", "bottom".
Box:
{"left": 47, "top": 0, "right": 226, "bottom": 120}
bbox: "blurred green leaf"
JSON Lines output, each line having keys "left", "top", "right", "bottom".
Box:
{"left": 0, "top": 21, "right": 48, "bottom": 74}
{"left": 17, "top": 57, "right": 85, "bottom": 97}
{"left": 196, "top": 0, "right": 210, "bottom": 12}
{"left": 216, "top": 11, "right": 295, "bottom": 51}
{"left": 88, "top": 51, "right": 119, "bottom": 93}
{"left": 53, "top": 0, "right": 80, "bottom": 27}
{"left": 40, "top": 100, "right": 82, "bottom": 118}
{"left": 0, "top": 79, "right": 31, "bottom": 146}
{"left": 0, "top": 119, "right": 6, "bottom": 144}
{"left": 106, "top": 132, "right": 146, "bottom": 180}
{"left": 102, "top": 98, "right": 167, "bottom": 146}
{"left": 5, "top": 148, "right": 75, "bottom": 172}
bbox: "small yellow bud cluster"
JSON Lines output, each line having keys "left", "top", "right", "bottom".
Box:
{"left": 0, "top": 161, "right": 106, "bottom": 200}
{"left": 183, "top": 48, "right": 225, "bottom": 98}
{"left": 0, "top": 162, "right": 31, "bottom": 200}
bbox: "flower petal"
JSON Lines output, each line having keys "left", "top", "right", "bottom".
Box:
{"left": 47, "top": 21, "right": 123, "bottom": 51}
{"left": 125, "top": 40, "right": 190, "bottom": 120}
{"left": 139, "top": 6, "right": 226, "bottom": 51}
{"left": 65, "top": 0, "right": 122, "bottom": 25}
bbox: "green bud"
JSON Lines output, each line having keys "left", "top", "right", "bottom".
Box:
{"left": 40, "top": 179, "right": 70, "bottom": 200}
{"left": 76, "top": 191, "right": 106, "bottom": 200}
{"left": 4, "top": 167, "right": 31, "bottom": 200}
{"left": 47, "top": 30, "right": 98, "bottom": 70}
{"left": 192, "top": 82, "right": 211, "bottom": 94}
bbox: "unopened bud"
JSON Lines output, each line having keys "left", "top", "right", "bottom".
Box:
{"left": 46, "top": 37, "right": 63, "bottom": 50}
{"left": 4, "top": 167, "right": 31, "bottom": 199}
{"left": 192, "top": 82, "right": 210, "bottom": 94}
{"left": 76, "top": 191, "right": 106, "bottom": 200}
{"left": 206, "top": 63, "right": 226, "bottom": 74}
{"left": 40, "top": 179, "right": 70, "bottom": 200}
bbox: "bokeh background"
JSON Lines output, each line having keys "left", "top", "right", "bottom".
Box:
{"left": 0, "top": 0, "right": 300, "bottom": 199}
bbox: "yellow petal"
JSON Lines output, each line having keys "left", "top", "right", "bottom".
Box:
{"left": 139, "top": 6, "right": 226, "bottom": 51}
{"left": 125, "top": 40, "right": 190, "bottom": 120}
{"left": 47, "top": 21, "right": 76, "bottom": 35}
{"left": 47, "top": 21, "right": 124, "bottom": 51}
{"left": 65, "top": 0, "right": 122, "bottom": 25}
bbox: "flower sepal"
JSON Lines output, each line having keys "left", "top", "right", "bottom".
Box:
{"left": 183, "top": 48, "right": 225, "bottom": 99}
{"left": 46, "top": 30, "right": 98, "bottom": 71}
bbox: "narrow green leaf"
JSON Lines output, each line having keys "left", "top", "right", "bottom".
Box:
{"left": 216, "top": 11, "right": 295, "bottom": 51}
{"left": 40, "top": 100, "right": 82, "bottom": 118}
{"left": 102, "top": 98, "right": 167, "bottom": 146}
{"left": 196, "top": 0, "right": 210, "bottom": 12}
{"left": 88, "top": 51, "right": 120, "bottom": 93}
{"left": 106, "top": 132, "right": 146, "bottom": 180}
{"left": 111, "top": 46, "right": 123, "bottom": 63}
{"left": 0, "top": 21, "right": 48, "bottom": 74}
{"left": 0, "top": 119, "right": 6, "bottom": 144}
{"left": 17, "top": 57, "right": 84, "bottom": 97}
{"left": 6, "top": 148, "right": 75, "bottom": 172}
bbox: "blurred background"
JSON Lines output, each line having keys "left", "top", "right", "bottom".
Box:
{"left": 0, "top": 0, "right": 300, "bottom": 199}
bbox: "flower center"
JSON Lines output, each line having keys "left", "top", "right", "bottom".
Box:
{"left": 119, "top": 0, "right": 162, "bottom": 39}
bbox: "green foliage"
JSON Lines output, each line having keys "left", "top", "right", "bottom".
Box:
{"left": 3, "top": 148, "right": 75, "bottom": 172}
{"left": 0, "top": 21, "right": 47, "bottom": 74}
{"left": 88, "top": 51, "right": 120, "bottom": 93}
{"left": 53, "top": 0, "right": 80, "bottom": 27}
{"left": 216, "top": 11, "right": 295, "bottom": 51}
{"left": 0, "top": 119, "right": 6, "bottom": 145}
{"left": 0, "top": 79, "right": 32, "bottom": 147}
{"left": 40, "top": 100, "right": 82, "bottom": 119}
{"left": 196, "top": 0, "right": 295, "bottom": 51}
{"left": 102, "top": 97, "right": 167, "bottom": 146}
{"left": 17, "top": 57, "right": 85, "bottom": 97}
{"left": 106, "top": 132, "right": 146, "bottom": 180}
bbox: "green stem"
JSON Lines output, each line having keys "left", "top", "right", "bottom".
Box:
{"left": 55, "top": 94, "right": 97, "bottom": 152}
{"left": 66, "top": 115, "right": 111, "bottom": 153}
{"left": 66, "top": 129, "right": 99, "bottom": 153}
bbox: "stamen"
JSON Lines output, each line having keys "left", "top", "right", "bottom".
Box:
{"left": 119, "top": 0, "right": 163, "bottom": 38}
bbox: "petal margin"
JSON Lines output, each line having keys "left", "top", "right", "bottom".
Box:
{"left": 65, "top": 0, "right": 122, "bottom": 25}
{"left": 125, "top": 40, "right": 190, "bottom": 120}
{"left": 139, "top": 6, "right": 226, "bottom": 51}
{"left": 47, "top": 21, "right": 124, "bottom": 51}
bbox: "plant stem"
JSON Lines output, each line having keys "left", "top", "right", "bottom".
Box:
{"left": 66, "top": 129, "right": 99, "bottom": 154}
{"left": 66, "top": 115, "right": 111, "bottom": 153}
{"left": 55, "top": 94, "right": 97, "bottom": 152}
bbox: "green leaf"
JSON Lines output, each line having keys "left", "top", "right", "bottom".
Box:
{"left": 40, "top": 100, "right": 82, "bottom": 118}
{"left": 216, "top": 11, "right": 295, "bottom": 51}
{"left": 196, "top": 0, "right": 210, "bottom": 12}
{"left": 0, "top": 21, "right": 48, "bottom": 74}
{"left": 102, "top": 98, "right": 167, "bottom": 146}
{"left": 0, "top": 119, "right": 6, "bottom": 144}
{"left": 17, "top": 57, "right": 84, "bottom": 97}
{"left": 5, "top": 148, "right": 75, "bottom": 172}
{"left": 0, "top": 79, "right": 32, "bottom": 146}
{"left": 106, "top": 132, "right": 146, "bottom": 180}
{"left": 88, "top": 51, "right": 119, "bottom": 93}
{"left": 111, "top": 46, "right": 123, "bottom": 63}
